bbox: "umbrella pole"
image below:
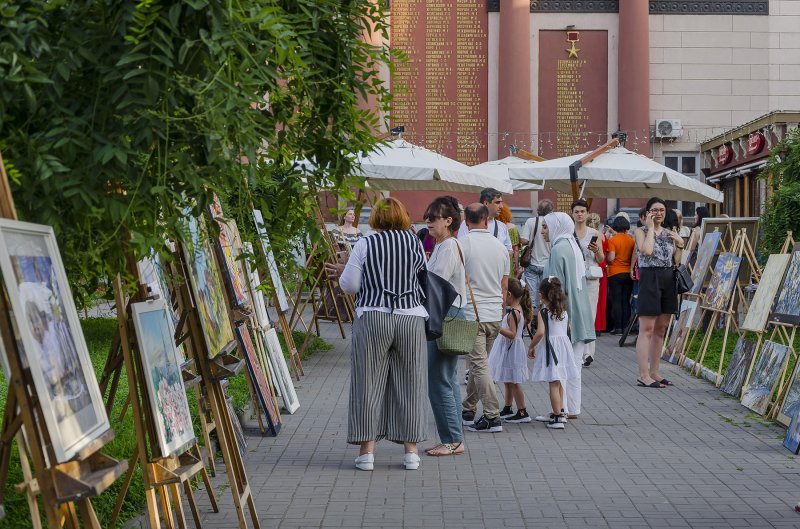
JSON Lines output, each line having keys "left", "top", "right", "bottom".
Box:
{"left": 569, "top": 138, "right": 621, "bottom": 203}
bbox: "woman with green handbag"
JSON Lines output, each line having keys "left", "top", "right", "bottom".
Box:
{"left": 422, "top": 196, "right": 468, "bottom": 457}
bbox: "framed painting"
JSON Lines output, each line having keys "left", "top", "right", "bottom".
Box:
{"left": 252, "top": 210, "right": 289, "bottom": 313}
{"left": 689, "top": 230, "right": 722, "bottom": 295}
{"left": 182, "top": 215, "right": 236, "bottom": 359}
{"left": 242, "top": 242, "right": 271, "bottom": 331}
{"left": 703, "top": 253, "right": 742, "bottom": 312}
{"left": 773, "top": 244, "right": 800, "bottom": 326}
{"left": 663, "top": 300, "right": 696, "bottom": 364}
{"left": 783, "top": 410, "right": 800, "bottom": 454}
{"left": 137, "top": 250, "right": 179, "bottom": 328}
{"left": 700, "top": 217, "right": 759, "bottom": 284}
{"left": 236, "top": 325, "right": 281, "bottom": 436}
{"left": 221, "top": 380, "right": 247, "bottom": 454}
{"left": 264, "top": 327, "right": 299, "bottom": 414}
{"left": 778, "top": 362, "right": 800, "bottom": 427}
{"left": 0, "top": 219, "right": 110, "bottom": 462}
{"left": 741, "top": 340, "right": 790, "bottom": 415}
{"left": 719, "top": 338, "right": 757, "bottom": 398}
{"left": 741, "top": 253, "right": 791, "bottom": 333}
{"left": 131, "top": 299, "right": 195, "bottom": 457}
{"left": 209, "top": 195, "right": 250, "bottom": 309}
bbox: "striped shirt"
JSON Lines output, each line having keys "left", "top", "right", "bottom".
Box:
{"left": 344, "top": 231, "right": 427, "bottom": 315}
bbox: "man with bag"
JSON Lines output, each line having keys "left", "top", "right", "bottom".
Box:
{"left": 520, "top": 199, "right": 554, "bottom": 310}
{"left": 460, "top": 203, "right": 509, "bottom": 433}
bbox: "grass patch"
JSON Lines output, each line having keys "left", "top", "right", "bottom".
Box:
{"left": 0, "top": 318, "right": 330, "bottom": 528}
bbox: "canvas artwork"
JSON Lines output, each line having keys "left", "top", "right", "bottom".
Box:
{"left": 703, "top": 253, "right": 742, "bottom": 311}
{"left": 783, "top": 410, "right": 800, "bottom": 454}
{"left": 0, "top": 219, "right": 109, "bottom": 462}
{"left": 701, "top": 217, "right": 759, "bottom": 284}
{"left": 236, "top": 325, "right": 281, "bottom": 436}
{"left": 242, "top": 242, "right": 270, "bottom": 330}
{"left": 183, "top": 215, "right": 235, "bottom": 358}
{"left": 264, "top": 327, "right": 299, "bottom": 414}
{"left": 209, "top": 195, "right": 250, "bottom": 309}
{"left": 222, "top": 381, "right": 247, "bottom": 454}
{"left": 778, "top": 363, "right": 800, "bottom": 427}
{"left": 773, "top": 244, "right": 800, "bottom": 326}
{"left": 689, "top": 230, "right": 722, "bottom": 295}
{"left": 663, "top": 300, "right": 696, "bottom": 364}
{"left": 137, "top": 250, "right": 179, "bottom": 328}
{"left": 131, "top": 300, "right": 195, "bottom": 456}
{"left": 719, "top": 338, "right": 757, "bottom": 398}
{"left": 741, "top": 253, "right": 791, "bottom": 333}
{"left": 252, "top": 209, "right": 289, "bottom": 313}
{"left": 741, "top": 340, "right": 790, "bottom": 415}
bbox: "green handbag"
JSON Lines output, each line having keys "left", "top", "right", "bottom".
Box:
{"left": 436, "top": 243, "right": 480, "bottom": 356}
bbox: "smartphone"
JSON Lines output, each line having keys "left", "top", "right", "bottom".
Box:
{"left": 590, "top": 235, "right": 598, "bottom": 244}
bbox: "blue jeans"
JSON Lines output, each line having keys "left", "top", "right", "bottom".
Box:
{"left": 524, "top": 265, "right": 544, "bottom": 309}
{"left": 427, "top": 306, "right": 464, "bottom": 444}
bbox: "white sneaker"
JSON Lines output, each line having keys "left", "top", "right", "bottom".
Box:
{"left": 354, "top": 453, "right": 374, "bottom": 471}
{"left": 546, "top": 420, "right": 565, "bottom": 430}
{"left": 535, "top": 413, "right": 567, "bottom": 423}
{"left": 403, "top": 452, "right": 420, "bottom": 470}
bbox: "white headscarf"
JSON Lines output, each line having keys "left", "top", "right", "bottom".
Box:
{"left": 544, "top": 212, "right": 586, "bottom": 291}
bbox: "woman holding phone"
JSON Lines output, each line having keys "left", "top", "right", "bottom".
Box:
{"left": 634, "top": 196, "right": 684, "bottom": 388}
{"left": 571, "top": 199, "right": 605, "bottom": 368}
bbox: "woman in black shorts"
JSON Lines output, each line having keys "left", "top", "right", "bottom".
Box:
{"left": 634, "top": 197, "right": 684, "bottom": 388}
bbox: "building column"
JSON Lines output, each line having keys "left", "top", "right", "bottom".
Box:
{"left": 498, "top": 0, "right": 531, "bottom": 160}
{"left": 618, "top": 1, "right": 650, "bottom": 156}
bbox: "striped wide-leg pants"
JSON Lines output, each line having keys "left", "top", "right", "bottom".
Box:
{"left": 347, "top": 311, "right": 428, "bottom": 445}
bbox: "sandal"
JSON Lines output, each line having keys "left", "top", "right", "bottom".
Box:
{"left": 659, "top": 378, "right": 674, "bottom": 386}
{"left": 424, "top": 443, "right": 443, "bottom": 455}
{"left": 426, "top": 442, "right": 464, "bottom": 457}
{"left": 637, "top": 379, "right": 665, "bottom": 388}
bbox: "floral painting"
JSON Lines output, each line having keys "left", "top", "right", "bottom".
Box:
{"left": 132, "top": 300, "right": 195, "bottom": 456}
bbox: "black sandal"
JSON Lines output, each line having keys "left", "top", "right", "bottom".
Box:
{"left": 659, "top": 378, "right": 674, "bottom": 386}
{"left": 637, "top": 379, "right": 665, "bottom": 388}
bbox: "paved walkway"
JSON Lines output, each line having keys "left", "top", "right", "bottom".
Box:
{"left": 191, "top": 323, "right": 800, "bottom": 529}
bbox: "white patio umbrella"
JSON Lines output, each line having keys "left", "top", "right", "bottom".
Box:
{"left": 472, "top": 156, "right": 543, "bottom": 192}
{"left": 354, "top": 139, "right": 514, "bottom": 194}
{"left": 513, "top": 146, "right": 723, "bottom": 203}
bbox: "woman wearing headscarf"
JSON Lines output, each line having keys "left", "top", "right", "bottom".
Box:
{"left": 530, "top": 212, "right": 596, "bottom": 419}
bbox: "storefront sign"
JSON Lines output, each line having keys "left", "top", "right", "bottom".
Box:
{"left": 717, "top": 144, "right": 733, "bottom": 165}
{"left": 747, "top": 132, "right": 765, "bottom": 156}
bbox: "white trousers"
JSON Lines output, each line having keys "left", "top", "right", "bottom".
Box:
{"left": 583, "top": 279, "right": 600, "bottom": 361}
{"left": 565, "top": 342, "right": 585, "bottom": 416}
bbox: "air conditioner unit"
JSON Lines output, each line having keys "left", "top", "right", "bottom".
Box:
{"left": 655, "top": 119, "right": 683, "bottom": 139}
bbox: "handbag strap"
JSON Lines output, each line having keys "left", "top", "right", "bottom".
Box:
{"left": 454, "top": 240, "right": 480, "bottom": 323}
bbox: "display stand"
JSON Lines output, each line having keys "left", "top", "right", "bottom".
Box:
{"left": 0, "top": 152, "right": 127, "bottom": 528}
{"left": 681, "top": 230, "right": 758, "bottom": 385}
{"left": 106, "top": 274, "right": 218, "bottom": 529}
{"left": 172, "top": 242, "right": 261, "bottom": 529}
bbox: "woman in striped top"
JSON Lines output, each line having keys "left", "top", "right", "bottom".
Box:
{"left": 325, "top": 198, "right": 428, "bottom": 471}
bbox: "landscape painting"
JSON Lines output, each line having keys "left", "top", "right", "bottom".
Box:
{"left": 700, "top": 217, "right": 759, "bottom": 284}
{"left": 741, "top": 253, "right": 791, "bottom": 333}
{"left": 690, "top": 230, "right": 722, "bottom": 295}
{"left": 719, "top": 338, "right": 757, "bottom": 398}
{"left": 0, "top": 219, "right": 110, "bottom": 462}
{"left": 209, "top": 194, "right": 250, "bottom": 309}
{"left": 131, "top": 300, "right": 195, "bottom": 456}
{"left": 703, "top": 253, "right": 742, "bottom": 311}
{"left": 783, "top": 410, "right": 800, "bottom": 454}
{"left": 741, "top": 340, "right": 789, "bottom": 415}
{"left": 773, "top": 244, "right": 800, "bottom": 326}
{"left": 183, "top": 215, "right": 235, "bottom": 358}
{"left": 778, "top": 363, "right": 800, "bottom": 427}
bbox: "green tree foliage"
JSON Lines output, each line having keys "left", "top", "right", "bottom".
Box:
{"left": 0, "top": 0, "right": 392, "bottom": 304}
{"left": 760, "top": 128, "right": 800, "bottom": 254}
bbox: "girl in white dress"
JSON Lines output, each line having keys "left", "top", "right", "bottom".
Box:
{"left": 528, "top": 277, "right": 580, "bottom": 429}
{"left": 489, "top": 278, "right": 534, "bottom": 423}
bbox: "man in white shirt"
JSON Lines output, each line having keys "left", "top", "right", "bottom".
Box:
{"left": 460, "top": 203, "right": 509, "bottom": 433}
{"left": 457, "top": 188, "right": 513, "bottom": 255}
{"left": 520, "top": 199, "right": 554, "bottom": 309}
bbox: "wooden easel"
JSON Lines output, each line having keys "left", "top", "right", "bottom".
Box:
{"left": 172, "top": 240, "right": 261, "bottom": 529}
{"left": 0, "top": 151, "right": 127, "bottom": 528}
{"left": 683, "top": 230, "right": 758, "bottom": 385}
{"left": 108, "top": 274, "right": 218, "bottom": 529}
